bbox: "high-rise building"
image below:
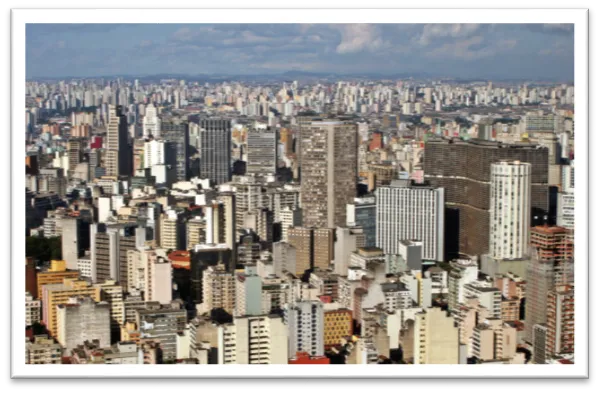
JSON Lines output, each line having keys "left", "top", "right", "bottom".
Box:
{"left": 346, "top": 196, "right": 377, "bottom": 247}
{"left": 199, "top": 119, "right": 231, "bottom": 185}
{"left": 234, "top": 264, "right": 262, "bottom": 317}
{"left": 524, "top": 255, "right": 556, "bottom": 344}
{"left": 412, "top": 307, "right": 460, "bottom": 364}
{"left": 288, "top": 227, "right": 334, "bottom": 276}
{"left": 136, "top": 306, "right": 187, "bottom": 363}
{"left": 300, "top": 120, "right": 357, "bottom": 228}
{"left": 143, "top": 103, "right": 161, "bottom": 138}
{"left": 97, "top": 279, "right": 125, "bottom": 332}
{"left": 25, "top": 292, "right": 41, "bottom": 326}
{"left": 36, "top": 260, "right": 80, "bottom": 300}
{"left": 284, "top": 300, "right": 325, "bottom": 357}
{"left": 161, "top": 118, "right": 190, "bottom": 181}
{"left": 447, "top": 258, "right": 479, "bottom": 313}
{"left": 546, "top": 284, "right": 574, "bottom": 357}
{"left": 489, "top": 161, "right": 532, "bottom": 260}
{"left": 202, "top": 263, "right": 236, "bottom": 315}
{"left": 217, "top": 314, "right": 288, "bottom": 364}
{"left": 105, "top": 105, "right": 132, "bottom": 177}
{"left": 56, "top": 297, "right": 111, "bottom": 351}
{"left": 246, "top": 127, "right": 277, "bottom": 175}
{"left": 424, "top": 138, "right": 548, "bottom": 257}
{"left": 376, "top": 180, "right": 444, "bottom": 261}
{"left": 41, "top": 278, "right": 101, "bottom": 337}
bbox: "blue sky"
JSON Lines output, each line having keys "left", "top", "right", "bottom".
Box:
{"left": 26, "top": 23, "right": 574, "bottom": 80}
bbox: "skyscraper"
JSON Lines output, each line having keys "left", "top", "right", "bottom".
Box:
{"left": 300, "top": 120, "right": 357, "bottom": 228}
{"left": 161, "top": 118, "right": 190, "bottom": 181}
{"left": 489, "top": 161, "right": 532, "bottom": 260}
{"left": 142, "top": 103, "right": 161, "bottom": 138}
{"left": 246, "top": 127, "right": 277, "bottom": 175}
{"left": 546, "top": 284, "right": 575, "bottom": 357}
{"left": 199, "top": 119, "right": 231, "bottom": 186}
{"left": 375, "top": 180, "right": 445, "bottom": 262}
{"left": 105, "top": 105, "right": 132, "bottom": 177}
{"left": 424, "top": 138, "right": 548, "bottom": 257}
{"left": 284, "top": 300, "right": 325, "bottom": 358}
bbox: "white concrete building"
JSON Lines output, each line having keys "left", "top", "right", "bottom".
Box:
{"left": 376, "top": 180, "right": 444, "bottom": 261}
{"left": 284, "top": 300, "right": 324, "bottom": 357}
{"left": 218, "top": 315, "right": 288, "bottom": 364}
{"left": 489, "top": 161, "right": 532, "bottom": 259}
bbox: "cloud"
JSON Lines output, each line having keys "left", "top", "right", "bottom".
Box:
{"left": 335, "top": 24, "right": 390, "bottom": 54}
{"left": 417, "top": 23, "right": 482, "bottom": 45}
{"left": 525, "top": 23, "right": 574, "bottom": 35}
{"left": 425, "top": 36, "right": 517, "bottom": 60}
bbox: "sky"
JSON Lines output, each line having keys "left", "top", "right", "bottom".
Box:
{"left": 26, "top": 23, "right": 575, "bottom": 81}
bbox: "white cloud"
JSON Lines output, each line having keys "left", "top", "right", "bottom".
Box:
{"left": 425, "top": 36, "right": 516, "bottom": 60}
{"left": 335, "top": 24, "right": 389, "bottom": 54}
{"left": 417, "top": 23, "right": 482, "bottom": 45}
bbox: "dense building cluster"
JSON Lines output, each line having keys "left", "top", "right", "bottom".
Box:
{"left": 24, "top": 77, "right": 575, "bottom": 365}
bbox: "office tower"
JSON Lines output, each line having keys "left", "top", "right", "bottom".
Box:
{"left": 284, "top": 300, "right": 325, "bottom": 357}
{"left": 300, "top": 120, "right": 357, "bottom": 228}
{"left": 61, "top": 217, "right": 88, "bottom": 271}
{"left": 186, "top": 217, "right": 206, "bottom": 250}
{"left": 41, "top": 278, "right": 101, "bottom": 337}
{"left": 557, "top": 161, "right": 575, "bottom": 229}
{"left": 489, "top": 161, "right": 532, "bottom": 259}
{"left": 143, "top": 139, "right": 177, "bottom": 187}
{"left": 280, "top": 207, "right": 302, "bottom": 242}
{"left": 143, "top": 103, "right": 161, "bottom": 137}
{"left": 412, "top": 307, "right": 459, "bottom": 364}
{"left": 288, "top": 227, "right": 334, "bottom": 276}
{"left": 67, "top": 139, "right": 83, "bottom": 174}
{"left": 524, "top": 255, "right": 556, "bottom": 344}
{"left": 424, "top": 138, "right": 548, "bottom": 257}
{"left": 159, "top": 210, "right": 186, "bottom": 251}
{"left": 546, "top": 284, "right": 574, "bottom": 357}
{"left": 375, "top": 180, "right": 444, "bottom": 262}
{"left": 533, "top": 324, "right": 548, "bottom": 364}
{"left": 217, "top": 191, "right": 237, "bottom": 267}
{"left": 202, "top": 264, "right": 236, "bottom": 315}
{"left": 161, "top": 118, "right": 190, "bottom": 181}
{"left": 25, "top": 292, "right": 41, "bottom": 326}
{"left": 36, "top": 260, "right": 80, "bottom": 300}
{"left": 295, "top": 110, "right": 321, "bottom": 171}
{"left": 56, "top": 297, "right": 111, "bottom": 351}
{"left": 136, "top": 306, "right": 187, "bottom": 363}
{"left": 471, "top": 319, "right": 517, "bottom": 362}
{"left": 94, "top": 225, "right": 137, "bottom": 284}
{"left": 347, "top": 196, "right": 376, "bottom": 247}
{"left": 333, "top": 227, "right": 365, "bottom": 276}
{"left": 26, "top": 335, "right": 63, "bottom": 364}
{"left": 234, "top": 264, "right": 262, "bottom": 317}
{"left": 447, "top": 258, "right": 479, "bottom": 313}
{"left": 217, "top": 314, "right": 288, "bottom": 364}
{"left": 246, "top": 127, "right": 277, "bottom": 175}
{"left": 199, "top": 119, "right": 231, "bottom": 185}
{"left": 105, "top": 105, "right": 132, "bottom": 177}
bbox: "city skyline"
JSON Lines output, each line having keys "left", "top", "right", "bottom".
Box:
{"left": 26, "top": 23, "right": 574, "bottom": 81}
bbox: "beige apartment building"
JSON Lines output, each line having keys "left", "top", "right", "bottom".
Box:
{"left": 300, "top": 120, "right": 357, "bottom": 228}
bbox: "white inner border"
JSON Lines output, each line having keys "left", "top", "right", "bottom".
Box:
{"left": 11, "top": 8, "right": 589, "bottom": 379}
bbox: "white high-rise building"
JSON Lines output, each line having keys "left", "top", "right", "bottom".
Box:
{"left": 489, "top": 161, "right": 532, "bottom": 260}
{"left": 143, "top": 140, "right": 166, "bottom": 168}
{"left": 284, "top": 300, "right": 324, "bottom": 357}
{"left": 218, "top": 315, "right": 288, "bottom": 364}
{"left": 143, "top": 103, "right": 161, "bottom": 138}
{"left": 557, "top": 161, "right": 574, "bottom": 229}
{"left": 376, "top": 180, "right": 444, "bottom": 261}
